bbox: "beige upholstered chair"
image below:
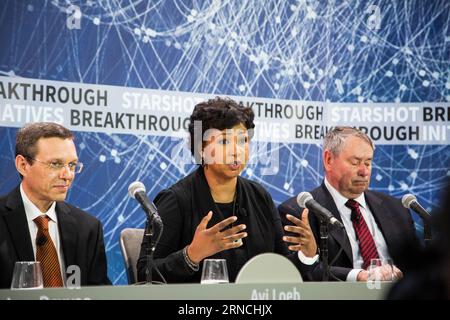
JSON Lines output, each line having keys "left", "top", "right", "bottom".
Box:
{"left": 119, "top": 228, "right": 145, "bottom": 284}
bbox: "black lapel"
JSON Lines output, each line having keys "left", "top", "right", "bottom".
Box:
{"left": 315, "top": 183, "right": 353, "bottom": 263}
{"left": 233, "top": 176, "right": 254, "bottom": 259}
{"left": 3, "top": 187, "right": 35, "bottom": 261}
{"left": 364, "top": 191, "right": 395, "bottom": 248}
{"left": 56, "top": 202, "right": 78, "bottom": 272}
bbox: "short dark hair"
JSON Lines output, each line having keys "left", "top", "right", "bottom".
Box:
{"left": 15, "top": 122, "right": 74, "bottom": 161}
{"left": 188, "top": 97, "right": 255, "bottom": 162}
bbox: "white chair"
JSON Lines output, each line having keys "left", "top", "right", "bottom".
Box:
{"left": 235, "top": 253, "right": 303, "bottom": 283}
{"left": 119, "top": 228, "right": 145, "bottom": 284}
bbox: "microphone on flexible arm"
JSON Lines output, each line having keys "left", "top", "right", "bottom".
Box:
{"left": 296, "top": 191, "right": 344, "bottom": 281}
{"left": 128, "top": 181, "right": 166, "bottom": 284}
{"left": 401, "top": 194, "right": 431, "bottom": 222}
{"left": 128, "top": 181, "right": 162, "bottom": 225}
{"left": 402, "top": 193, "right": 432, "bottom": 246}
{"left": 297, "top": 192, "right": 345, "bottom": 229}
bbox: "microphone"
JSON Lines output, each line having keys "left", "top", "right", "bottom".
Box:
{"left": 297, "top": 192, "right": 345, "bottom": 229}
{"left": 128, "top": 181, "right": 162, "bottom": 224}
{"left": 402, "top": 194, "right": 431, "bottom": 222}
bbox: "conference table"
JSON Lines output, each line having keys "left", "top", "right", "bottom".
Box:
{"left": 0, "top": 281, "right": 391, "bottom": 300}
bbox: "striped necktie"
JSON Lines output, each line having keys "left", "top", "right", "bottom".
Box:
{"left": 34, "top": 215, "right": 64, "bottom": 287}
{"left": 345, "top": 199, "right": 379, "bottom": 269}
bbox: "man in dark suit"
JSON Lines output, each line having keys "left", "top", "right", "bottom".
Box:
{"left": 0, "top": 122, "right": 110, "bottom": 288}
{"left": 279, "top": 126, "right": 419, "bottom": 281}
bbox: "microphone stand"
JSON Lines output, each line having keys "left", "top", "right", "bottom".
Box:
{"left": 144, "top": 216, "right": 161, "bottom": 285}
{"left": 319, "top": 219, "right": 329, "bottom": 281}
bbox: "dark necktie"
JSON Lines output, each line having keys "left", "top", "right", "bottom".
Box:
{"left": 345, "top": 199, "right": 379, "bottom": 269}
{"left": 34, "top": 215, "right": 64, "bottom": 287}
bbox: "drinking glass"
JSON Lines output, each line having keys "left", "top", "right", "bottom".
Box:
{"left": 200, "top": 259, "right": 229, "bottom": 284}
{"left": 10, "top": 261, "right": 44, "bottom": 290}
{"left": 368, "top": 258, "right": 394, "bottom": 282}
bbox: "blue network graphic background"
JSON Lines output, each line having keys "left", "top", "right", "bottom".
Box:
{"left": 1, "top": 1, "right": 449, "bottom": 284}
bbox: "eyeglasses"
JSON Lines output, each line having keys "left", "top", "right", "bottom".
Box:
{"left": 27, "top": 157, "right": 84, "bottom": 174}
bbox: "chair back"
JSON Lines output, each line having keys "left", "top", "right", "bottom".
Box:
{"left": 120, "top": 228, "right": 145, "bottom": 284}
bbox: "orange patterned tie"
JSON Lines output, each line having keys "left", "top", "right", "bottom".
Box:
{"left": 34, "top": 215, "right": 64, "bottom": 287}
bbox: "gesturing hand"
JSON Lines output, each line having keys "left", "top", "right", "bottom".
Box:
{"left": 187, "top": 211, "right": 247, "bottom": 264}
{"left": 283, "top": 208, "right": 318, "bottom": 257}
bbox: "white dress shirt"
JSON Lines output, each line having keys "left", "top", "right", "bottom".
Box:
{"left": 20, "top": 184, "right": 66, "bottom": 282}
{"left": 324, "top": 178, "right": 391, "bottom": 281}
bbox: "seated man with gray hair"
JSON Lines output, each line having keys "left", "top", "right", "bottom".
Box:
{"left": 278, "top": 126, "right": 420, "bottom": 281}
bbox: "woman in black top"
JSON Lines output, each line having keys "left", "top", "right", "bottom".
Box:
{"left": 137, "top": 97, "right": 316, "bottom": 283}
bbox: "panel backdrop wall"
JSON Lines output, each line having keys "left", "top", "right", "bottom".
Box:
{"left": 0, "top": 1, "right": 449, "bottom": 284}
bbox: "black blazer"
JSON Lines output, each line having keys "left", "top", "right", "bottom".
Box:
{"left": 0, "top": 187, "right": 110, "bottom": 288}
{"left": 278, "top": 182, "right": 419, "bottom": 281}
{"left": 137, "top": 166, "right": 313, "bottom": 283}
